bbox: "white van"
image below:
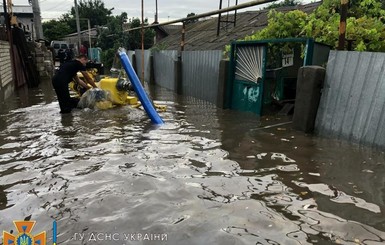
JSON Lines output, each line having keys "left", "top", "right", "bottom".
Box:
{"left": 50, "top": 40, "right": 69, "bottom": 58}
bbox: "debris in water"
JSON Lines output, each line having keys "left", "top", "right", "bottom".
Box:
{"left": 362, "top": 169, "right": 374, "bottom": 173}
{"left": 309, "top": 172, "right": 321, "bottom": 176}
{"left": 257, "top": 153, "right": 267, "bottom": 159}
{"left": 303, "top": 204, "right": 311, "bottom": 210}
{"left": 271, "top": 153, "right": 296, "bottom": 163}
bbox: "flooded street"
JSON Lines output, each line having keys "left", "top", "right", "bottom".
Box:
{"left": 1, "top": 79, "right": 385, "bottom": 245}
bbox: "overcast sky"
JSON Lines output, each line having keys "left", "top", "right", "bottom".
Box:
{"left": 9, "top": 0, "right": 311, "bottom": 23}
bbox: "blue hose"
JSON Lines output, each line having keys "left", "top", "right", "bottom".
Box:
{"left": 118, "top": 50, "right": 164, "bottom": 125}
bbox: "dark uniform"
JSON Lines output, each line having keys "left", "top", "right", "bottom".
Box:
{"left": 52, "top": 59, "right": 86, "bottom": 113}
{"left": 58, "top": 49, "right": 66, "bottom": 64}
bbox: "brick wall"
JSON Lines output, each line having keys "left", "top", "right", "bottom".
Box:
{"left": 0, "top": 40, "right": 13, "bottom": 88}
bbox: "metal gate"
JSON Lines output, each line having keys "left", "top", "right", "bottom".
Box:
{"left": 226, "top": 38, "right": 330, "bottom": 116}
{"left": 228, "top": 43, "right": 267, "bottom": 115}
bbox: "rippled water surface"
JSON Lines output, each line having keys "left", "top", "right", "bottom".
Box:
{"left": 1, "top": 80, "right": 385, "bottom": 245}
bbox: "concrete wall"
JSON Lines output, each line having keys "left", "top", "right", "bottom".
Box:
{"left": 315, "top": 51, "right": 385, "bottom": 148}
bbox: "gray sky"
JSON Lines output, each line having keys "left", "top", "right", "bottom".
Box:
{"left": 9, "top": 0, "right": 306, "bottom": 23}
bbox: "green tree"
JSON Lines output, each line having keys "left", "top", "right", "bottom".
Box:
{"left": 97, "top": 13, "right": 127, "bottom": 50}
{"left": 125, "top": 18, "right": 155, "bottom": 50}
{"left": 42, "top": 0, "right": 155, "bottom": 70}
{"left": 66, "top": 0, "right": 113, "bottom": 31}
{"left": 97, "top": 13, "right": 128, "bottom": 69}
{"left": 97, "top": 16, "right": 154, "bottom": 51}
{"left": 43, "top": 0, "right": 113, "bottom": 41}
{"left": 57, "top": 0, "right": 113, "bottom": 34}
{"left": 97, "top": 15, "right": 154, "bottom": 70}
{"left": 185, "top": 13, "right": 198, "bottom": 24}
{"left": 42, "top": 20, "right": 72, "bottom": 41}
{"left": 265, "top": 0, "right": 302, "bottom": 9}
{"left": 303, "top": 0, "right": 385, "bottom": 50}
{"left": 235, "top": 0, "right": 385, "bottom": 52}
{"left": 244, "top": 10, "right": 307, "bottom": 40}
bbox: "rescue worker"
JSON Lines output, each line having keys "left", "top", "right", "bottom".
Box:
{"left": 58, "top": 48, "right": 66, "bottom": 64}
{"left": 65, "top": 48, "right": 74, "bottom": 62}
{"left": 52, "top": 54, "right": 97, "bottom": 113}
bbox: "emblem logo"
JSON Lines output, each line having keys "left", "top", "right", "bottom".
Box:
{"left": 3, "top": 220, "right": 46, "bottom": 245}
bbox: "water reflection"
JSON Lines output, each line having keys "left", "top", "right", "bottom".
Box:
{"left": 0, "top": 81, "right": 384, "bottom": 244}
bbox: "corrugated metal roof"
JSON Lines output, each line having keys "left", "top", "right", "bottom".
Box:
{"left": 153, "top": 2, "right": 321, "bottom": 51}
{"left": 65, "top": 28, "right": 98, "bottom": 37}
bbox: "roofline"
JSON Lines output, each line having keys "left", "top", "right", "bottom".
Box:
{"left": 124, "top": 0, "right": 276, "bottom": 32}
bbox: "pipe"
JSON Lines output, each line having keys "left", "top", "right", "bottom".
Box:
{"left": 124, "top": 0, "right": 276, "bottom": 32}
{"left": 119, "top": 49, "right": 164, "bottom": 125}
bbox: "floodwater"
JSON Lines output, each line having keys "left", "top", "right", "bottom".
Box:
{"left": 0, "top": 79, "right": 385, "bottom": 245}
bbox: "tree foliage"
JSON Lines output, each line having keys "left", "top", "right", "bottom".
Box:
{"left": 42, "top": 20, "right": 72, "bottom": 41}
{"left": 43, "top": 0, "right": 113, "bottom": 41}
{"left": 97, "top": 15, "right": 154, "bottom": 69}
{"left": 42, "top": 0, "right": 155, "bottom": 71}
{"left": 125, "top": 18, "right": 155, "bottom": 50}
{"left": 97, "top": 13, "right": 127, "bottom": 51}
{"left": 265, "top": 0, "right": 302, "bottom": 9}
{"left": 244, "top": 10, "right": 307, "bottom": 40}
{"left": 68, "top": 0, "right": 113, "bottom": 30}
{"left": 236, "top": 0, "right": 385, "bottom": 52}
{"left": 185, "top": 13, "right": 198, "bottom": 24}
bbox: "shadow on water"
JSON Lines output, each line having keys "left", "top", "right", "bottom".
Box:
{"left": 0, "top": 82, "right": 385, "bottom": 244}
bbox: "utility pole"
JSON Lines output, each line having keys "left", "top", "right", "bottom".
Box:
{"left": 74, "top": 0, "right": 81, "bottom": 54}
{"left": 87, "top": 18, "right": 91, "bottom": 50}
{"left": 31, "top": 0, "right": 44, "bottom": 40}
{"left": 141, "top": 0, "right": 144, "bottom": 84}
{"left": 217, "top": 0, "right": 222, "bottom": 36}
{"left": 181, "top": 22, "right": 185, "bottom": 51}
{"left": 338, "top": 0, "right": 348, "bottom": 50}
{"left": 154, "top": 0, "right": 158, "bottom": 23}
{"left": 78, "top": 18, "right": 91, "bottom": 50}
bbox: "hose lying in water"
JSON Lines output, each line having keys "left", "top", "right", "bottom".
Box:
{"left": 118, "top": 48, "right": 164, "bottom": 125}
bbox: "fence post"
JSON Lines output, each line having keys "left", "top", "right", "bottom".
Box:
{"left": 293, "top": 66, "right": 326, "bottom": 133}
{"left": 217, "top": 59, "right": 229, "bottom": 108}
{"left": 149, "top": 55, "right": 155, "bottom": 85}
{"left": 132, "top": 53, "right": 137, "bottom": 73}
{"left": 174, "top": 54, "right": 182, "bottom": 94}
